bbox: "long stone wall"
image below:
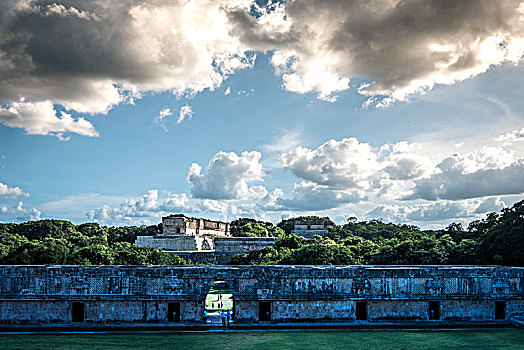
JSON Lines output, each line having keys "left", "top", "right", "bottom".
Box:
{"left": 0, "top": 265, "right": 522, "bottom": 325}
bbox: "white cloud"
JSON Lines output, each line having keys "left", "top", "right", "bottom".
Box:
{"left": 44, "top": 3, "right": 100, "bottom": 21}
{"left": 474, "top": 197, "right": 506, "bottom": 214}
{"left": 0, "top": 0, "right": 254, "bottom": 136}
{"left": 282, "top": 138, "right": 432, "bottom": 193}
{"left": 177, "top": 105, "right": 193, "bottom": 124}
{"left": 154, "top": 107, "right": 173, "bottom": 132}
{"left": 230, "top": 0, "right": 524, "bottom": 105}
{"left": 282, "top": 138, "right": 381, "bottom": 189}
{"left": 367, "top": 201, "right": 473, "bottom": 223}
{"left": 86, "top": 189, "right": 192, "bottom": 224}
{"left": 0, "top": 201, "right": 41, "bottom": 222}
{"left": 2, "top": 0, "right": 522, "bottom": 139}
{"left": 0, "top": 182, "right": 29, "bottom": 198}
{"left": 0, "top": 101, "right": 99, "bottom": 138}
{"left": 198, "top": 199, "right": 229, "bottom": 214}
{"left": 407, "top": 147, "right": 524, "bottom": 200}
{"left": 188, "top": 150, "right": 264, "bottom": 200}
{"left": 276, "top": 181, "right": 365, "bottom": 211}
{"left": 495, "top": 127, "right": 524, "bottom": 143}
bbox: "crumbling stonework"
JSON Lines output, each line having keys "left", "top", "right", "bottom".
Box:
{"left": 0, "top": 265, "right": 522, "bottom": 325}
{"left": 291, "top": 219, "right": 334, "bottom": 238}
{"left": 214, "top": 237, "right": 276, "bottom": 253}
{"left": 162, "top": 215, "right": 230, "bottom": 236}
{"left": 135, "top": 215, "right": 229, "bottom": 251}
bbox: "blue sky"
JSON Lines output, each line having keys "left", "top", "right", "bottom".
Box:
{"left": 1, "top": 0, "right": 523, "bottom": 228}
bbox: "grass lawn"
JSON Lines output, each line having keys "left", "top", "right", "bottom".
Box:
{"left": 1, "top": 329, "right": 523, "bottom": 350}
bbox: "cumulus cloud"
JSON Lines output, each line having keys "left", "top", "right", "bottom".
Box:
{"left": 474, "top": 197, "right": 506, "bottom": 214}
{"left": 177, "top": 105, "right": 193, "bottom": 124}
{"left": 0, "top": 101, "right": 98, "bottom": 139}
{"left": 282, "top": 138, "right": 432, "bottom": 194}
{"left": 0, "top": 182, "right": 29, "bottom": 198}
{"left": 367, "top": 201, "right": 472, "bottom": 223}
{"left": 281, "top": 137, "right": 524, "bottom": 209}
{"left": 86, "top": 190, "right": 192, "bottom": 224}
{"left": 188, "top": 151, "right": 264, "bottom": 200}
{"left": 230, "top": 0, "right": 524, "bottom": 104}
{"left": 407, "top": 147, "right": 524, "bottom": 200}
{"left": 2, "top": 0, "right": 523, "bottom": 138}
{"left": 0, "top": 201, "right": 41, "bottom": 222}
{"left": 282, "top": 138, "right": 381, "bottom": 189}
{"left": 495, "top": 127, "right": 524, "bottom": 143}
{"left": 44, "top": 3, "right": 100, "bottom": 21}
{"left": 0, "top": 0, "right": 254, "bottom": 136}
{"left": 276, "top": 182, "right": 365, "bottom": 211}
{"left": 198, "top": 199, "right": 229, "bottom": 214}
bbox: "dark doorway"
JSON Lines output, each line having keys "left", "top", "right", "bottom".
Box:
{"left": 168, "top": 302, "right": 181, "bottom": 322}
{"left": 495, "top": 301, "right": 506, "bottom": 320}
{"left": 259, "top": 302, "right": 271, "bottom": 322}
{"left": 356, "top": 301, "right": 367, "bottom": 320}
{"left": 72, "top": 302, "right": 85, "bottom": 323}
{"left": 428, "top": 301, "right": 440, "bottom": 320}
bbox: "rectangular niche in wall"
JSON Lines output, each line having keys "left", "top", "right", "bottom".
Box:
{"left": 168, "top": 302, "right": 181, "bottom": 322}
{"left": 72, "top": 302, "right": 85, "bottom": 323}
{"left": 259, "top": 302, "right": 271, "bottom": 322}
{"left": 428, "top": 301, "right": 440, "bottom": 320}
{"left": 356, "top": 301, "right": 367, "bottom": 320}
{"left": 495, "top": 301, "right": 506, "bottom": 320}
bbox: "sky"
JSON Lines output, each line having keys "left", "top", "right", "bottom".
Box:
{"left": 1, "top": 0, "right": 524, "bottom": 228}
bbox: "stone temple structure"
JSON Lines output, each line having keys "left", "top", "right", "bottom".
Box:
{"left": 1, "top": 265, "right": 523, "bottom": 325}
{"left": 291, "top": 218, "right": 334, "bottom": 238}
{"left": 135, "top": 215, "right": 230, "bottom": 251}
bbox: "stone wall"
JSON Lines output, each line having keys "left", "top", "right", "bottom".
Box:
{"left": 0, "top": 265, "right": 523, "bottom": 325}
{"left": 162, "top": 215, "right": 229, "bottom": 236}
{"left": 291, "top": 219, "right": 334, "bottom": 238}
{"left": 135, "top": 235, "right": 213, "bottom": 251}
{"left": 214, "top": 237, "right": 276, "bottom": 253}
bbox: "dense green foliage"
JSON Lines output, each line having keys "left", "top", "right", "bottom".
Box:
{"left": 0, "top": 221, "right": 185, "bottom": 265}
{"left": 232, "top": 200, "right": 524, "bottom": 266}
{"left": 1, "top": 200, "right": 522, "bottom": 266}
{"left": 230, "top": 218, "right": 284, "bottom": 237}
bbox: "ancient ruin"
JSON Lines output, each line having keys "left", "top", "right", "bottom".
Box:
{"left": 291, "top": 218, "right": 334, "bottom": 238}
{"left": 135, "top": 215, "right": 230, "bottom": 251}
{"left": 1, "top": 265, "right": 522, "bottom": 325}
{"left": 134, "top": 215, "right": 276, "bottom": 257}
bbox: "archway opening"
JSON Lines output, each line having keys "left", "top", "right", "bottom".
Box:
{"left": 204, "top": 280, "right": 234, "bottom": 324}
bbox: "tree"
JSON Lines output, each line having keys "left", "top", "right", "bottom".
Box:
{"left": 3, "top": 238, "right": 70, "bottom": 265}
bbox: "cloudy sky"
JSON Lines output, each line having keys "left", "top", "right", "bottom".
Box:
{"left": 1, "top": 0, "right": 524, "bottom": 228}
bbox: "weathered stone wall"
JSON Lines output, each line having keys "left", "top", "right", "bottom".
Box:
{"left": 170, "top": 251, "right": 236, "bottom": 265}
{"left": 291, "top": 219, "right": 333, "bottom": 238}
{"left": 161, "top": 215, "right": 229, "bottom": 236}
{"left": 214, "top": 237, "right": 276, "bottom": 253}
{"left": 0, "top": 265, "right": 523, "bottom": 324}
{"left": 135, "top": 235, "right": 214, "bottom": 251}
{"left": 291, "top": 229, "right": 329, "bottom": 238}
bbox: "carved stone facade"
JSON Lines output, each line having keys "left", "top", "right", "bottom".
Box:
{"left": 161, "top": 215, "right": 230, "bottom": 236}
{"left": 291, "top": 219, "right": 334, "bottom": 238}
{"left": 214, "top": 237, "right": 276, "bottom": 253}
{"left": 135, "top": 215, "right": 230, "bottom": 251}
{"left": 1, "top": 265, "right": 523, "bottom": 325}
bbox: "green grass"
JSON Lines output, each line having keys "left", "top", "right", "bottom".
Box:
{"left": 1, "top": 330, "right": 523, "bottom": 350}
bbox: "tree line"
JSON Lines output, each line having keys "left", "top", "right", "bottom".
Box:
{"left": 0, "top": 200, "right": 522, "bottom": 266}
{"left": 0, "top": 221, "right": 186, "bottom": 265}
{"left": 229, "top": 200, "right": 524, "bottom": 266}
